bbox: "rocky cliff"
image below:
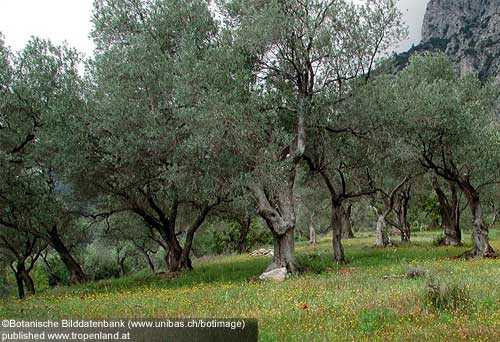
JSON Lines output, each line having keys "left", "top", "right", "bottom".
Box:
{"left": 422, "top": 0, "right": 500, "bottom": 80}
{"left": 396, "top": 0, "right": 500, "bottom": 81}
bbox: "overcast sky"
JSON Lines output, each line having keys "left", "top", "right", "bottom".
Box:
{"left": 0, "top": 0, "right": 429, "bottom": 57}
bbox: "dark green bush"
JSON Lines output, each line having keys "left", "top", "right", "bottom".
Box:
{"left": 0, "top": 271, "right": 13, "bottom": 298}
{"left": 42, "top": 255, "right": 71, "bottom": 287}
{"left": 192, "top": 220, "right": 272, "bottom": 256}
{"left": 84, "top": 245, "right": 121, "bottom": 281}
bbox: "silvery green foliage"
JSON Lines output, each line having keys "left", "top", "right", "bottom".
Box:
{"left": 0, "top": 36, "right": 87, "bottom": 258}
{"left": 375, "top": 53, "right": 500, "bottom": 185}
{"left": 76, "top": 0, "right": 231, "bottom": 204}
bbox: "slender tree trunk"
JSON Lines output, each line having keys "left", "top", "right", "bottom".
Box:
{"left": 140, "top": 249, "right": 155, "bottom": 272}
{"left": 48, "top": 226, "right": 87, "bottom": 284}
{"left": 21, "top": 272, "right": 35, "bottom": 296}
{"left": 491, "top": 206, "right": 498, "bottom": 226}
{"left": 119, "top": 257, "right": 127, "bottom": 276}
{"left": 309, "top": 225, "right": 317, "bottom": 244}
{"left": 331, "top": 201, "right": 346, "bottom": 263}
{"left": 459, "top": 182, "right": 496, "bottom": 257}
{"left": 374, "top": 214, "right": 390, "bottom": 247}
{"left": 238, "top": 215, "right": 251, "bottom": 253}
{"left": 178, "top": 204, "right": 213, "bottom": 271}
{"left": 315, "top": 169, "right": 347, "bottom": 263}
{"left": 42, "top": 253, "right": 63, "bottom": 286}
{"left": 178, "top": 233, "right": 195, "bottom": 271}
{"left": 395, "top": 189, "right": 411, "bottom": 241}
{"left": 432, "top": 177, "right": 461, "bottom": 246}
{"left": 341, "top": 204, "right": 354, "bottom": 239}
{"left": 14, "top": 270, "right": 25, "bottom": 299}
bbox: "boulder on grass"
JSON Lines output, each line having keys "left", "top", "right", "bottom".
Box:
{"left": 259, "top": 267, "right": 287, "bottom": 281}
{"left": 250, "top": 248, "right": 274, "bottom": 257}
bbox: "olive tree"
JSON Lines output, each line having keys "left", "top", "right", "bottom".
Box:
{"left": 216, "top": 0, "right": 406, "bottom": 269}
{"left": 372, "top": 53, "right": 499, "bottom": 258}
{"left": 64, "top": 0, "right": 231, "bottom": 273}
{"left": 0, "top": 36, "right": 88, "bottom": 283}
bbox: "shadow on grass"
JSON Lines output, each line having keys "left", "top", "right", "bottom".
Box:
{"left": 65, "top": 256, "right": 271, "bottom": 296}
{"left": 40, "top": 233, "right": 474, "bottom": 297}
{"left": 297, "top": 238, "right": 470, "bottom": 274}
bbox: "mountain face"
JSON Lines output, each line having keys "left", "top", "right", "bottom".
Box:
{"left": 419, "top": 0, "right": 500, "bottom": 81}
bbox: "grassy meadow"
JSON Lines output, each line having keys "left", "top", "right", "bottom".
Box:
{"left": 1, "top": 230, "right": 499, "bottom": 341}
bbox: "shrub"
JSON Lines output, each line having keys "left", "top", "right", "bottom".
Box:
{"left": 296, "top": 252, "right": 330, "bottom": 274}
{"left": 84, "top": 245, "right": 121, "bottom": 281}
{"left": 405, "top": 265, "right": 428, "bottom": 279}
{"left": 192, "top": 220, "right": 272, "bottom": 256}
{"left": 423, "top": 277, "right": 472, "bottom": 311}
{"left": 42, "top": 255, "right": 71, "bottom": 287}
{"left": 433, "top": 235, "right": 446, "bottom": 246}
{"left": 0, "top": 272, "right": 13, "bottom": 299}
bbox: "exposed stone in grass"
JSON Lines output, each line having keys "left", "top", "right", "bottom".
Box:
{"left": 258, "top": 267, "right": 287, "bottom": 281}
{"left": 250, "top": 248, "right": 274, "bottom": 257}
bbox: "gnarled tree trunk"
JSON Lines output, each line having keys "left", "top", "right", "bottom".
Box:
{"left": 432, "top": 176, "right": 461, "bottom": 246}
{"left": 341, "top": 204, "right": 354, "bottom": 239}
{"left": 48, "top": 226, "right": 87, "bottom": 284}
{"left": 459, "top": 181, "right": 496, "bottom": 258}
{"left": 252, "top": 183, "right": 298, "bottom": 274}
{"left": 12, "top": 261, "right": 35, "bottom": 299}
{"left": 268, "top": 227, "right": 296, "bottom": 272}
{"left": 159, "top": 227, "right": 189, "bottom": 272}
{"left": 140, "top": 197, "right": 216, "bottom": 273}
{"left": 178, "top": 203, "right": 213, "bottom": 271}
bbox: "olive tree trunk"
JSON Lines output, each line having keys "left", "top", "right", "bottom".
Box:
{"left": 309, "top": 225, "right": 317, "bottom": 244}
{"left": 158, "top": 226, "right": 190, "bottom": 272}
{"left": 12, "top": 261, "right": 35, "bottom": 299}
{"left": 341, "top": 204, "right": 354, "bottom": 239}
{"left": 394, "top": 188, "right": 411, "bottom": 241}
{"left": 238, "top": 215, "right": 252, "bottom": 253}
{"left": 374, "top": 214, "right": 390, "bottom": 247}
{"left": 141, "top": 250, "right": 156, "bottom": 273}
{"left": 14, "top": 270, "right": 25, "bottom": 300}
{"left": 268, "top": 228, "right": 296, "bottom": 272}
{"left": 48, "top": 226, "right": 87, "bottom": 284}
{"left": 459, "top": 182, "right": 496, "bottom": 258}
{"left": 140, "top": 197, "right": 215, "bottom": 273}
{"left": 432, "top": 176, "right": 461, "bottom": 246}
{"left": 331, "top": 202, "right": 346, "bottom": 263}
{"left": 252, "top": 183, "right": 298, "bottom": 274}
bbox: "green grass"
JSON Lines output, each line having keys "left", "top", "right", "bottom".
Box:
{"left": 1, "top": 230, "right": 499, "bottom": 341}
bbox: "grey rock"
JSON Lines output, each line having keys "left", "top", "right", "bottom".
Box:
{"left": 258, "top": 267, "right": 287, "bottom": 281}
{"left": 249, "top": 248, "right": 274, "bottom": 257}
{"left": 421, "top": 0, "right": 500, "bottom": 81}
